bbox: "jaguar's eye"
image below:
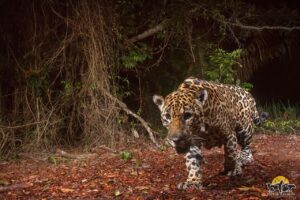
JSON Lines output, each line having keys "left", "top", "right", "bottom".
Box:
{"left": 183, "top": 112, "right": 193, "bottom": 121}
{"left": 165, "top": 113, "right": 171, "bottom": 120}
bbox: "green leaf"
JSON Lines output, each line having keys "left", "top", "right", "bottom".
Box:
{"left": 48, "top": 155, "right": 57, "bottom": 165}
{"left": 159, "top": 145, "right": 166, "bottom": 152}
{"left": 120, "top": 151, "right": 132, "bottom": 161}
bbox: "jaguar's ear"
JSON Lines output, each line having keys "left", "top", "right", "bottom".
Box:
{"left": 196, "top": 89, "right": 208, "bottom": 105}
{"left": 153, "top": 95, "right": 164, "bottom": 111}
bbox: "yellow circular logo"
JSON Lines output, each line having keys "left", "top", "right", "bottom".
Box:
{"left": 272, "top": 176, "right": 289, "bottom": 185}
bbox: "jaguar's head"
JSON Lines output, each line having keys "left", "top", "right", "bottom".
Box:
{"left": 153, "top": 89, "right": 208, "bottom": 153}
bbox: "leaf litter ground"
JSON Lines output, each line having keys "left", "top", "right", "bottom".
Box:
{"left": 0, "top": 134, "right": 299, "bottom": 199}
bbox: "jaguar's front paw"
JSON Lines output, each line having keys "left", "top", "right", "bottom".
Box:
{"left": 225, "top": 167, "right": 242, "bottom": 176}
{"left": 241, "top": 156, "right": 254, "bottom": 166}
{"left": 177, "top": 181, "right": 203, "bottom": 190}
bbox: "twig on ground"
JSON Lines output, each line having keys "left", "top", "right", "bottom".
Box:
{"left": 55, "top": 149, "right": 97, "bottom": 160}
{"left": 96, "top": 145, "right": 116, "bottom": 153}
{"left": 0, "top": 183, "right": 33, "bottom": 193}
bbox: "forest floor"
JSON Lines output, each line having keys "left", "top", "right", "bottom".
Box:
{"left": 0, "top": 134, "right": 299, "bottom": 200}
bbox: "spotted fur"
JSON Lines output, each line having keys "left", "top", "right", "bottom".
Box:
{"left": 153, "top": 77, "right": 267, "bottom": 189}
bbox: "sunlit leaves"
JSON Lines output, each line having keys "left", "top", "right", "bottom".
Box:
{"left": 121, "top": 44, "right": 152, "bottom": 69}
{"left": 240, "top": 82, "right": 253, "bottom": 91}
{"left": 205, "top": 48, "right": 242, "bottom": 84}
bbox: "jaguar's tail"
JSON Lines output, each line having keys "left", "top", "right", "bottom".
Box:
{"left": 253, "top": 111, "right": 269, "bottom": 126}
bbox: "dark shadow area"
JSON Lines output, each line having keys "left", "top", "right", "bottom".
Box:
{"left": 250, "top": 48, "right": 300, "bottom": 105}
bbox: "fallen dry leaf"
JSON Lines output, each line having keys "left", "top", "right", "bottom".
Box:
{"left": 0, "top": 135, "right": 299, "bottom": 199}
{"left": 114, "top": 190, "right": 122, "bottom": 196}
{"left": 135, "top": 186, "right": 149, "bottom": 191}
{"left": 60, "top": 187, "right": 74, "bottom": 193}
{"left": 238, "top": 186, "right": 268, "bottom": 197}
{"left": 241, "top": 197, "right": 261, "bottom": 200}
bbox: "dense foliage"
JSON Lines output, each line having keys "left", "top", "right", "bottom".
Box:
{"left": 0, "top": 0, "right": 299, "bottom": 155}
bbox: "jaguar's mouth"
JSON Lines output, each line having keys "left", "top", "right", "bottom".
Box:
{"left": 173, "top": 138, "right": 191, "bottom": 154}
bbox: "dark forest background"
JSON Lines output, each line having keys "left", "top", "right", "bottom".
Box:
{"left": 0, "top": 0, "right": 300, "bottom": 156}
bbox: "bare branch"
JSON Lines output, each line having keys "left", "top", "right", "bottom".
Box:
{"left": 194, "top": 5, "right": 300, "bottom": 32}
{"left": 0, "top": 119, "right": 62, "bottom": 129}
{"left": 129, "top": 20, "right": 167, "bottom": 43}
{"left": 226, "top": 25, "right": 241, "bottom": 47}
{"left": 104, "top": 91, "right": 159, "bottom": 146}
{"left": 226, "top": 21, "right": 300, "bottom": 31}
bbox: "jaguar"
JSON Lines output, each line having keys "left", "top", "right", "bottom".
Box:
{"left": 153, "top": 77, "right": 268, "bottom": 189}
